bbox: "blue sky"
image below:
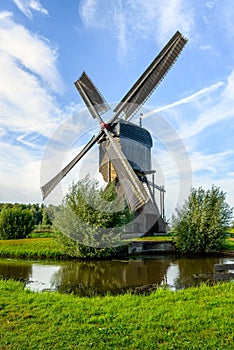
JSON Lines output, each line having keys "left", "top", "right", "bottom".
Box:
{"left": 0, "top": 0, "right": 233, "bottom": 219}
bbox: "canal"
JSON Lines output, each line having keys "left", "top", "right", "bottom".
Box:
{"left": 0, "top": 255, "right": 233, "bottom": 296}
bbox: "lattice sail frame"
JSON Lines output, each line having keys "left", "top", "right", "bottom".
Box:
{"left": 113, "top": 31, "right": 188, "bottom": 121}
{"left": 74, "top": 72, "right": 111, "bottom": 119}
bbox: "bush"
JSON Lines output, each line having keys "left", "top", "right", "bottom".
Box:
{"left": 172, "top": 186, "right": 233, "bottom": 253}
{"left": 55, "top": 231, "right": 127, "bottom": 259}
{"left": 0, "top": 207, "right": 34, "bottom": 240}
{"left": 53, "top": 176, "right": 132, "bottom": 258}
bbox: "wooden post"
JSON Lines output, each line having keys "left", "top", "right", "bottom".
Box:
{"left": 108, "top": 160, "right": 111, "bottom": 183}
{"left": 162, "top": 186, "right": 165, "bottom": 220}
{"left": 152, "top": 173, "right": 155, "bottom": 201}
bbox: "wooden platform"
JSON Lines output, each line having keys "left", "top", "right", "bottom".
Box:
{"left": 128, "top": 240, "right": 174, "bottom": 254}
{"left": 213, "top": 263, "right": 234, "bottom": 281}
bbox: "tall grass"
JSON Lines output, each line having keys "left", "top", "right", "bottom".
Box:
{"left": 0, "top": 279, "right": 234, "bottom": 349}
{"left": 0, "top": 238, "right": 67, "bottom": 259}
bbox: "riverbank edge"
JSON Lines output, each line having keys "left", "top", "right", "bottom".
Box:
{"left": 0, "top": 279, "right": 234, "bottom": 349}
{"left": 0, "top": 237, "right": 234, "bottom": 260}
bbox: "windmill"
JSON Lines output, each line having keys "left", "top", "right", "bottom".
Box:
{"left": 41, "top": 31, "right": 188, "bottom": 235}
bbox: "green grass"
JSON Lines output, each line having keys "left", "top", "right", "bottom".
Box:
{"left": 134, "top": 235, "right": 173, "bottom": 242}
{"left": 222, "top": 238, "right": 234, "bottom": 251}
{"left": 228, "top": 228, "right": 234, "bottom": 237}
{"left": 0, "top": 238, "right": 68, "bottom": 259}
{"left": 29, "top": 231, "right": 54, "bottom": 238}
{"left": 29, "top": 225, "right": 55, "bottom": 238}
{"left": 0, "top": 235, "right": 234, "bottom": 260}
{"left": 0, "top": 279, "right": 234, "bottom": 349}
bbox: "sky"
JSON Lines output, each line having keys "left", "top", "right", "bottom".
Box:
{"left": 0, "top": 0, "right": 233, "bottom": 220}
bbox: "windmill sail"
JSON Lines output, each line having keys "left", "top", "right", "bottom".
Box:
{"left": 42, "top": 71, "right": 110, "bottom": 200}
{"left": 102, "top": 130, "right": 152, "bottom": 211}
{"left": 74, "top": 72, "right": 110, "bottom": 119}
{"left": 41, "top": 135, "right": 97, "bottom": 199}
{"left": 113, "top": 31, "right": 188, "bottom": 121}
{"left": 41, "top": 31, "right": 188, "bottom": 204}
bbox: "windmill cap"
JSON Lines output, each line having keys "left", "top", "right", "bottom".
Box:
{"left": 115, "top": 120, "right": 153, "bottom": 148}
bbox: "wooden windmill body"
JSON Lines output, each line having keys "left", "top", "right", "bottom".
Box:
{"left": 99, "top": 121, "right": 152, "bottom": 183}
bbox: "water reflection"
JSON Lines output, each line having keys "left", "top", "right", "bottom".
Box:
{"left": 0, "top": 256, "right": 233, "bottom": 296}
{"left": 50, "top": 257, "right": 171, "bottom": 295}
{"left": 173, "top": 256, "right": 226, "bottom": 289}
{"left": 0, "top": 259, "right": 32, "bottom": 281}
{"left": 29, "top": 264, "right": 61, "bottom": 292}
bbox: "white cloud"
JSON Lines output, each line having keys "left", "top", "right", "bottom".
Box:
{"left": 205, "top": 1, "right": 215, "bottom": 10}
{"left": 79, "top": 0, "right": 97, "bottom": 26}
{"left": 0, "top": 141, "right": 42, "bottom": 203}
{"left": 0, "top": 12, "right": 64, "bottom": 137}
{"left": 141, "top": 81, "right": 224, "bottom": 118}
{"left": 192, "top": 171, "right": 234, "bottom": 211}
{"left": 155, "top": 0, "right": 194, "bottom": 44}
{"left": 0, "top": 12, "right": 69, "bottom": 202}
{"left": 152, "top": 146, "right": 234, "bottom": 217}
{"left": 0, "top": 13, "right": 61, "bottom": 92}
{"left": 0, "top": 11, "right": 13, "bottom": 20}
{"left": 180, "top": 69, "right": 234, "bottom": 139}
{"left": 220, "top": 3, "right": 234, "bottom": 40}
{"left": 137, "top": 69, "right": 234, "bottom": 215}
{"left": 12, "top": 0, "right": 49, "bottom": 19}
{"left": 79, "top": 0, "right": 194, "bottom": 60}
{"left": 190, "top": 150, "right": 234, "bottom": 175}
{"left": 143, "top": 69, "right": 234, "bottom": 141}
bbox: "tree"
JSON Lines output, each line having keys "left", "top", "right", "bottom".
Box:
{"left": 172, "top": 186, "right": 233, "bottom": 253}
{"left": 0, "top": 207, "right": 34, "bottom": 240}
{"left": 41, "top": 207, "right": 51, "bottom": 226}
{"left": 53, "top": 176, "right": 132, "bottom": 258}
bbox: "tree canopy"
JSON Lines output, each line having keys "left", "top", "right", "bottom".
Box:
{"left": 0, "top": 207, "right": 34, "bottom": 240}
{"left": 172, "top": 185, "right": 233, "bottom": 253}
{"left": 53, "top": 176, "right": 132, "bottom": 257}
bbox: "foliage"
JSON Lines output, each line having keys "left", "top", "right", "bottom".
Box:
{"left": 55, "top": 231, "right": 127, "bottom": 259}
{"left": 222, "top": 238, "right": 234, "bottom": 250}
{"left": 172, "top": 185, "right": 233, "bottom": 253}
{"left": 53, "top": 176, "right": 132, "bottom": 257}
{"left": 1, "top": 279, "right": 234, "bottom": 349}
{"left": 42, "top": 207, "right": 51, "bottom": 226}
{"left": 0, "top": 207, "right": 34, "bottom": 240}
{"left": 0, "top": 202, "right": 52, "bottom": 226}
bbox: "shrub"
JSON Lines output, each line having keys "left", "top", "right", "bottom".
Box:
{"left": 172, "top": 186, "right": 233, "bottom": 253}
{"left": 53, "top": 176, "right": 132, "bottom": 258}
{"left": 55, "top": 231, "right": 127, "bottom": 259}
{"left": 0, "top": 207, "right": 34, "bottom": 240}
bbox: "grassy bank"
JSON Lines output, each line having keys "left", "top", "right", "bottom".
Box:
{"left": 0, "top": 236, "right": 234, "bottom": 260}
{"left": 134, "top": 235, "right": 173, "bottom": 241}
{"left": 228, "top": 228, "right": 234, "bottom": 237}
{"left": 222, "top": 238, "right": 234, "bottom": 250}
{"left": 0, "top": 238, "right": 67, "bottom": 259}
{"left": 0, "top": 279, "right": 233, "bottom": 349}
